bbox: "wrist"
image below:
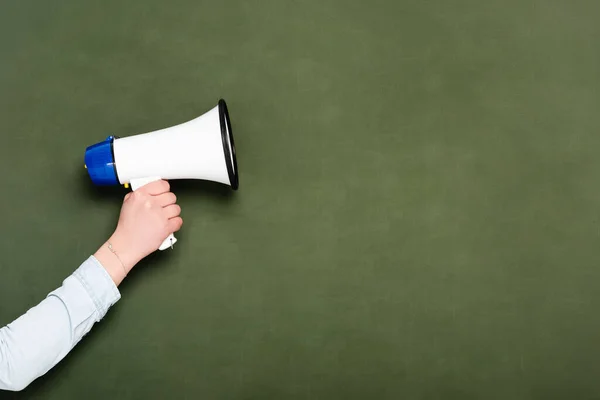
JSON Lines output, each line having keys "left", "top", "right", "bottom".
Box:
{"left": 94, "top": 244, "right": 126, "bottom": 286}
{"left": 107, "top": 231, "right": 142, "bottom": 272}
{"left": 94, "top": 231, "right": 142, "bottom": 286}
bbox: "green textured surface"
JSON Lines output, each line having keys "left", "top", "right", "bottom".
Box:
{"left": 1, "top": 0, "right": 600, "bottom": 398}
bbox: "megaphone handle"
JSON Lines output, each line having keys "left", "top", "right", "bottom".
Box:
{"left": 130, "top": 177, "right": 178, "bottom": 251}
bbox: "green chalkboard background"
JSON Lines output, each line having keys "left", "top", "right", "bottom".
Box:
{"left": 1, "top": 0, "right": 600, "bottom": 398}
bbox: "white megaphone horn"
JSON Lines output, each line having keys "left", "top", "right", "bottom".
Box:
{"left": 84, "top": 99, "right": 239, "bottom": 251}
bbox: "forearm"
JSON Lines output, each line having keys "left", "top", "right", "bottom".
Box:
{"left": 0, "top": 256, "right": 121, "bottom": 391}
{"left": 0, "top": 184, "right": 175, "bottom": 392}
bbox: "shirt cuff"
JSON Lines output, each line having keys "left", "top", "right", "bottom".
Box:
{"left": 72, "top": 256, "right": 121, "bottom": 319}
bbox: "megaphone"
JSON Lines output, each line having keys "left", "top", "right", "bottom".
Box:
{"left": 84, "top": 99, "right": 238, "bottom": 251}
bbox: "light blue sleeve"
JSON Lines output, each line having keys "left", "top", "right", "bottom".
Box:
{"left": 0, "top": 256, "right": 121, "bottom": 391}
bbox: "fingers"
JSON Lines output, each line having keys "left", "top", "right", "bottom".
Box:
{"left": 156, "top": 192, "right": 177, "bottom": 207}
{"left": 137, "top": 180, "right": 170, "bottom": 195}
{"left": 164, "top": 204, "right": 181, "bottom": 219}
{"left": 124, "top": 192, "right": 132, "bottom": 202}
{"left": 167, "top": 217, "right": 183, "bottom": 233}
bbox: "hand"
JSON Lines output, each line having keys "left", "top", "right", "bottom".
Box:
{"left": 94, "top": 180, "right": 183, "bottom": 285}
